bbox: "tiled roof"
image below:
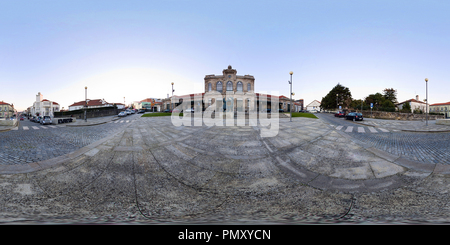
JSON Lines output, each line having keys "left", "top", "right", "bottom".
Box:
{"left": 41, "top": 99, "right": 59, "bottom": 105}
{"left": 140, "top": 98, "right": 154, "bottom": 103}
{"left": 430, "top": 102, "right": 450, "bottom": 106}
{"left": 0, "top": 101, "right": 11, "bottom": 105}
{"left": 397, "top": 99, "right": 426, "bottom": 105}
{"left": 69, "top": 99, "right": 110, "bottom": 107}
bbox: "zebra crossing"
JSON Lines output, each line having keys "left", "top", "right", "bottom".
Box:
{"left": 330, "top": 124, "right": 393, "bottom": 133}
{"left": 13, "top": 125, "right": 62, "bottom": 131}
{"left": 13, "top": 120, "right": 134, "bottom": 131}
{"left": 112, "top": 120, "right": 131, "bottom": 123}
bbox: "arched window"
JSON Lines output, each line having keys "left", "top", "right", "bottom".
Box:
{"left": 208, "top": 83, "right": 212, "bottom": 92}
{"left": 247, "top": 83, "right": 251, "bottom": 91}
{"left": 237, "top": 81, "right": 243, "bottom": 92}
{"left": 226, "top": 81, "right": 233, "bottom": 91}
{"left": 216, "top": 81, "right": 223, "bottom": 92}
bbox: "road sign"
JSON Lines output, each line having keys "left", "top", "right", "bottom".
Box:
{"left": 370, "top": 103, "right": 373, "bottom": 108}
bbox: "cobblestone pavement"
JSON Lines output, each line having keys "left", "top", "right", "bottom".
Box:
{"left": 316, "top": 113, "right": 450, "bottom": 165}
{"left": 2, "top": 114, "right": 450, "bottom": 225}
{"left": 0, "top": 115, "right": 137, "bottom": 165}
{"left": 355, "top": 117, "right": 450, "bottom": 132}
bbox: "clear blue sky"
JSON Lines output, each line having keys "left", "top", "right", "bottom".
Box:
{"left": 1, "top": 0, "right": 449, "bottom": 111}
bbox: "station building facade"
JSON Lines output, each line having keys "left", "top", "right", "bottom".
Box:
{"left": 162, "top": 66, "right": 298, "bottom": 113}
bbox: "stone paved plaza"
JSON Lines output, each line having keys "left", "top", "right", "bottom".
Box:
{"left": 1, "top": 113, "right": 450, "bottom": 224}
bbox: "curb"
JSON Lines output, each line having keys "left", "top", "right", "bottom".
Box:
{"left": 349, "top": 120, "right": 450, "bottom": 133}
{"left": 0, "top": 120, "right": 19, "bottom": 132}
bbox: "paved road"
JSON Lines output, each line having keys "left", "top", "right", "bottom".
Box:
{"left": 2, "top": 114, "right": 450, "bottom": 224}
{"left": 0, "top": 115, "right": 139, "bottom": 165}
{"left": 316, "top": 113, "right": 450, "bottom": 165}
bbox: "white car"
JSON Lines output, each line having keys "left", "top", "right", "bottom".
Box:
{"left": 40, "top": 116, "right": 52, "bottom": 125}
{"left": 118, "top": 111, "right": 127, "bottom": 117}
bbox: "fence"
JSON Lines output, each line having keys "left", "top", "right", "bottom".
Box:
{"left": 54, "top": 107, "right": 122, "bottom": 119}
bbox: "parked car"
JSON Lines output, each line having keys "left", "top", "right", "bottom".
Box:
{"left": 118, "top": 111, "right": 127, "bottom": 117}
{"left": 36, "top": 116, "right": 42, "bottom": 123}
{"left": 125, "top": 110, "right": 132, "bottom": 115}
{"left": 163, "top": 109, "right": 172, "bottom": 113}
{"left": 335, "top": 111, "right": 345, "bottom": 117}
{"left": 345, "top": 112, "right": 363, "bottom": 121}
{"left": 138, "top": 109, "right": 145, "bottom": 114}
{"left": 40, "top": 116, "right": 52, "bottom": 125}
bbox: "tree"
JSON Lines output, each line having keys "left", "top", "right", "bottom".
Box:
{"left": 365, "top": 93, "right": 385, "bottom": 110}
{"left": 383, "top": 88, "right": 398, "bottom": 104}
{"left": 320, "top": 83, "right": 352, "bottom": 110}
{"left": 401, "top": 102, "right": 411, "bottom": 113}
{"left": 382, "top": 100, "right": 395, "bottom": 109}
{"left": 350, "top": 99, "right": 365, "bottom": 110}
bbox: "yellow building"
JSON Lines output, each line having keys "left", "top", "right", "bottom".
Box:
{"left": 430, "top": 102, "right": 450, "bottom": 118}
{"left": 0, "top": 101, "right": 15, "bottom": 118}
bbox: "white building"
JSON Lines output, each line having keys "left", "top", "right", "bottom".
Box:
{"left": 68, "top": 99, "right": 114, "bottom": 111}
{"left": 31, "top": 92, "right": 60, "bottom": 117}
{"left": 396, "top": 95, "right": 428, "bottom": 113}
{"left": 305, "top": 100, "right": 321, "bottom": 112}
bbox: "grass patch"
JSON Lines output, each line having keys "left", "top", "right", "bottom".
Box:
{"left": 289, "top": 112, "right": 318, "bottom": 119}
{"left": 141, "top": 112, "right": 183, "bottom": 117}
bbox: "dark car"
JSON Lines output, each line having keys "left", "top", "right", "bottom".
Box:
{"left": 138, "top": 109, "right": 145, "bottom": 114}
{"left": 345, "top": 112, "right": 363, "bottom": 121}
{"left": 278, "top": 109, "right": 284, "bottom": 113}
{"left": 335, "top": 111, "right": 345, "bottom": 117}
{"left": 164, "top": 109, "right": 172, "bottom": 113}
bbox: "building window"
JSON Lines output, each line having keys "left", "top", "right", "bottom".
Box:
{"left": 208, "top": 83, "right": 212, "bottom": 92}
{"left": 226, "top": 81, "right": 233, "bottom": 91}
{"left": 216, "top": 81, "right": 223, "bottom": 93}
{"left": 247, "top": 83, "right": 251, "bottom": 91}
{"left": 237, "top": 81, "right": 243, "bottom": 92}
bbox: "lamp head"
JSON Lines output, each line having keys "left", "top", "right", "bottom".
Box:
{"left": 289, "top": 71, "right": 293, "bottom": 75}
{"left": 425, "top": 78, "right": 428, "bottom": 82}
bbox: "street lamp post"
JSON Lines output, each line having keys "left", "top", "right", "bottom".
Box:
{"left": 336, "top": 94, "right": 339, "bottom": 112}
{"left": 84, "top": 86, "right": 87, "bottom": 122}
{"left": 361, "top": 98, "right": 363, "bottom": 112}
{"left": 171, "top": 82, "right": 175, "bottom": 111}
{"left": 289, "top": 71, "right": 293, "bottom": 122}
{"left": 425, "top": 78, "right": 428, "bottom": 126}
